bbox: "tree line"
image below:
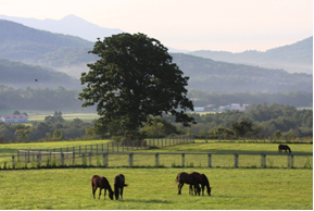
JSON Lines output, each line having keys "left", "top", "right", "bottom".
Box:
{"left": 0, "top": 103, "right": 312, "bottom": 143}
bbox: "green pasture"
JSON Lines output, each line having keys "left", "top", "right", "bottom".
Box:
{"left": 28, "top": 112, "right": 99, "bottom": 122}
{"left": 0, "top": 168, "right": 312, "bottom": 210}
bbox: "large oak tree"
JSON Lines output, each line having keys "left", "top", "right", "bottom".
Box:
{"left": 79, "top": 33, "right": 195, "bottom": 139}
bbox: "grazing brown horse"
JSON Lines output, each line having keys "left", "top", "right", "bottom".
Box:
{"left": 175, "top": 172, "right": 201, "bottom": 196}
{"left": 278, "top": 144, "right": 291, "bottom": 153}
{"left": 114, "top": 174, "right": 128, "bottom": 200}
{"left": 190, "top": 172, "right": 212, "bottom": 196}
{"left": 90, "top": 175, "right": 114, "bottom": 200}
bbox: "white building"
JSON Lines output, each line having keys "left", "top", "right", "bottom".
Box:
{"left": 218, "top": 103, "right": 249, "bottom": 112}
{"left": 0, "top": 115, "right": 28, "bottom": 123}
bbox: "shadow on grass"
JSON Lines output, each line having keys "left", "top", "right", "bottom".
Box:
{"left": 120, "top": 199, "right": 173, "bottom": 204}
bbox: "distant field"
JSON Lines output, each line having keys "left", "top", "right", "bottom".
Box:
{"left": 0, "top": 168, "right": 312, "bottom": 210}
{"left": 28, "top": 113, "right": 99, "bottom": 122}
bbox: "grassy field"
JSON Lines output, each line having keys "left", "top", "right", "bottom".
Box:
{"left": 28, "top": 112, "right": 99, "bottom": 122}
{"left": 0, "top": 168, "right": 312, "bottom": 210}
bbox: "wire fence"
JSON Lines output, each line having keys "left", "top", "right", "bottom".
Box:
{"left": 7, "top": 151, "right": 313, "bottom": 170}
{"left": 0, "top": 135, "right": 312, "bottom": 170}
{"left": 16, "top": 135, "right": 194, "bottom": 163}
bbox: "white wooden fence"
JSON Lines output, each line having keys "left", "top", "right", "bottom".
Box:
{"left": 11, "top": 151, "right": 312, "bottom": 169}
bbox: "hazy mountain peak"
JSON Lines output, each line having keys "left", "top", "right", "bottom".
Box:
{"left": 0, "top": 14, "right": 123, "bottom": 41}
{"left": 59, "top": 14, "right": 89, "bottom": 23}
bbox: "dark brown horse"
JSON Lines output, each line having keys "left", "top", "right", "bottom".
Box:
{"left": 190, "top": 172, "right": 212, "bottom": 196}
{"left": 90, "top": 175, "right": 114, "bottom": 200}
{"left": 114, "top": 174, "right": 128, "bottom": 200}
{"left": 175, "top": 172, "right": 201, "bottom": 196}
{"left": 278, "top": 144, "right": 291, "bottom": 153}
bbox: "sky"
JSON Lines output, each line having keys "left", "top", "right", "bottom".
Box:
{"left": 0, "top": 0, "right": 312, "bottom": 52}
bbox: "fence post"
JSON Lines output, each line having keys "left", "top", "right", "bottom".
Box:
{"left": 182, "top": 153, "right": 185, "bottom": 168}
{"left": 61, "top": 153, "right": 64, "bottom": 166}
{"left": 103, "top": 153, "right": 108, "bottom": 167}
{"left": 49, "top": 151, "right": 51, "bottom": 165}
{"left": 129, "top": 153, "right": 133, "bottom": 167}
{"left": 12, "top": 155, "right": 15, "bottom": 169}
{"left": 89, "top": 152, "right": 92, "bottom": 166}
{"left": 287, "top": 154, "right": 291, "bottom": 168}
{"left": 290, "top": 154, "right": 294, "bottom": 168}
{"left": 72, "top": 151, "right": 75, "bottom": 165}
{"left": 37, "top": 154, "right": 40, "bottom": 169}
{"left": 234, "top": 154, "right": 239, "bottom": 168}
{"left": 27, "top": 150, "right": 30, "bottom": 163}
{"left": 261, "top": 154, "right": 266, "bottom": 168}
{"left": 208, "top": 154, "right": 212, "bottom": 168}
{"left": 82, "top": 153, "right": 85, "bottom": 166}
{"left": 155, "top": 153, "right": 159, "bottom": 167}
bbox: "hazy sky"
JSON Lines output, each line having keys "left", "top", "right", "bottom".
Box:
{"left": 0, "top": 0, "right": 312, "bottom": 52}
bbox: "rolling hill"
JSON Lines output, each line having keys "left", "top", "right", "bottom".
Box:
{"left": 189, "top": 37, "right": 313, "bottom": 74}
{"left": 0, "top": 58, "right": 80, "bottom": 89}
{"left": 0, "top": 14, "right": 123, "bottom": 42}
{"left": 0, "top": 19, "right": 97, "bottom": 68}
{"left": 0, "top": 19, "right": 312, "bottom": 93}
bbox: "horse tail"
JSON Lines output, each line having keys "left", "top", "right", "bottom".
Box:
{"left": 175, "top": 175, "right": 179, "bottom": 184}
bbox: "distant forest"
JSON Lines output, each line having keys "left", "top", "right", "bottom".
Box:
{"left": 0, "top": 102, "right": 312, "bottom": 143}
{"left": 0, "top": 85, "right": 312, "bottom": 112}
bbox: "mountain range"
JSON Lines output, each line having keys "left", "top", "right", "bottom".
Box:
{"left": 0, "top": 14, "right": 123, "bottom": 42}
{"left": 189, "top": 37, "right": 313, "bottom": 74}
{"left": 0, "top": 17, "right": 312, "bottom": 93}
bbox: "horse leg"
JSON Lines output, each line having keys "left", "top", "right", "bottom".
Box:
{"left": 92, "top": 186, "right": 96, "bottom": 199}
{"left": 178, "top": 183, "right": 183, "bottom": 195}
{"left": 189, "top": 185, "right": 193, "bottom": 195}
{"left": 195, "top": 185, "right": 200, "bottom": 196}
{"left": 120, "top": 187, "right": 124, "bottom": 200}
{"left": 99, "top": 188, "right": 102, "bottom": 199}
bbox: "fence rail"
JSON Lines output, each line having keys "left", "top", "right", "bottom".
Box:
{"left": 12, "top": 151, "right": 313, "bottom": 169}
{"left": 16, "top": 135, "right": 194, "bottom": 163}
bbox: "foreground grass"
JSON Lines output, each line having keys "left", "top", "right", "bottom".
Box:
{"left": 0, "top": 168, "right": 312, "bottom": 210}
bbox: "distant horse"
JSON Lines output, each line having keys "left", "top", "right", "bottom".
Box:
{"left": 190, "top": 172, "right": 212, "bottom": 196}
{"left": 90, "top": 175, "right": 114, "bottom": 200}
{"left": 175, "top": 172, "right": 201, "bottom": 196}
{"left": 114, "top": 174, "right": 128, "bottom": 200}
{"left": 278, "top": 144, "right": 291, "bottom": 153}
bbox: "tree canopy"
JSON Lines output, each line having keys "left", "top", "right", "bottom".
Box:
{"left": 79, "top": 33, "right": 195, "bottom": 139}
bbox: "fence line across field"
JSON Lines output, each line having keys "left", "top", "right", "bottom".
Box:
{"left": 16, "top": 135, "right": 194, "bottom": 162}
{"left": 13, "top": 150, "right": 312, "bottom": 169}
